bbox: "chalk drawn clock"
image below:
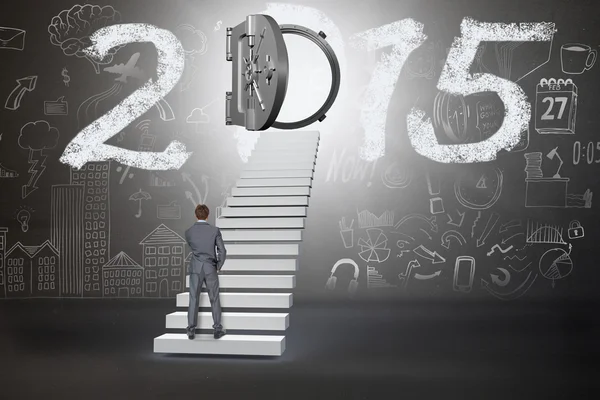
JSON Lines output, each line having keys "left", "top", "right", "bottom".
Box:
{"left": 454, "top": 166, "right": 503, "bottom": 210}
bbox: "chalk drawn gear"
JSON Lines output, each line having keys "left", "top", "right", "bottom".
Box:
{"left": 326, "top": 258, "right": 359, "bottom": 296}
{"left": 226, "top": 14, "right": 341, "bottom": 131}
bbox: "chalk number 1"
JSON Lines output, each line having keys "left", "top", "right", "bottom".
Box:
{"left": 60, "top": 23, "right": 191, "bottom": 170}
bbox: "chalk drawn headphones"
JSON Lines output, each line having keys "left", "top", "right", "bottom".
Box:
{"left": 326, "top": 258, "right": 359, "bottom": 296}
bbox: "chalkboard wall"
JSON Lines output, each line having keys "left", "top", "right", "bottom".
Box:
{"left": 0, "top": 0, "right": 598, "bottom": 302}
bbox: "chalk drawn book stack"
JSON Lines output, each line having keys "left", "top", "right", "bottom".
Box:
{"left": 154, "top": 131, "right": 320, "bottom": 356}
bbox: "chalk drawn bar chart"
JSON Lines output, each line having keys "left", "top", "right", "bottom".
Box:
{"left": 154, "top": 131, "right": 320, "bottom": 356}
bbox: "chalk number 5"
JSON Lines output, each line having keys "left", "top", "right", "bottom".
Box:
{"left": 60, "top": 23, "right": 191, "bottom": 170}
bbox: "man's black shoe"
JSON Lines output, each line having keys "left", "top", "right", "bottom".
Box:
{"left": 187, "top": 327, "right": 195, "bottom": 340}
{"left": 213, "top": 329, "right": 225, "bottom": 339}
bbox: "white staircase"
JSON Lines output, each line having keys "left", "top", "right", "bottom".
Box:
{"left": 154, "top": 131, "right": 320, "bottom": 356}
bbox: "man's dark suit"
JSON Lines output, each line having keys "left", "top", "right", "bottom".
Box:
{"left": 185, "top": 220, "right": 227, "bottom": 330}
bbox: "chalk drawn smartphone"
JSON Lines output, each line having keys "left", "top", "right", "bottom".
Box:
{"left": 453, "top": 256, "right": 475, "bottom": 293}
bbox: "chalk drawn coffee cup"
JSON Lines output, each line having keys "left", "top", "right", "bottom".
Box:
{"left": 561, "top": 43, "right": 597, "bottom": 74}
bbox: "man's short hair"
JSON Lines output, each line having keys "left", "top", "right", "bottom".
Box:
{"left": 195, "top": 204, "right": 209, "bottom": 220}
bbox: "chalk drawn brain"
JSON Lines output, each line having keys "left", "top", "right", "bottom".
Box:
{"left": 48, "top": 4, "right": 122, "bottom": 73}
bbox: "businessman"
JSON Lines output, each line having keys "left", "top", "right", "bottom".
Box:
{"left": 185, "top": 204, "right": 227, "bottom": 339}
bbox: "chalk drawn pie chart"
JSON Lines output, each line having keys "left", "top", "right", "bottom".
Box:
{"left": 539, "top": 247, "right": 573, "bottom": 288}
{"left": 454, "top": 166, "right": 503, "bottom": 210}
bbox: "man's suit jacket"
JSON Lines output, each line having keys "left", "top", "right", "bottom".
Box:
{"left": 185, "top": 221, "right": 227, "bottom": 274}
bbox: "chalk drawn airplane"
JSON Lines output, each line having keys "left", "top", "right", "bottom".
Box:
{"left": 103, "top": 53, "right": 146, "bottom": 83}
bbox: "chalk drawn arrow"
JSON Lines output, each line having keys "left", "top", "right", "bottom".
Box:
{"left": 414, "top": 270, "right": 442, "bottom": 280}
{"left": 490, "top": 268, "right": 510, "bottom": 287}
{"left": 501, "top": 232, "right": 524, "bottom": 245}
{"left": 499, "top": 219, "right": 521, "bottom": 233}
{"left": 476, "top": 212, "right": 500, "bottom": 248}
{"left": 5, "top": 76, "right": 38, "bottom": 110}
{"left": 446, "top": 210, "right": 466, "bottom": 227}
{"left": 412, "top": 244, "right": 446, "bottom": 264}
{"left": 481, "top": 271, "right": 537, "bottom": 301}
{"left": 441, "top": 230, "right": 467, "bottom": 249}
{"left": 486, "top": 244, "right": 514, "bottom": 256}
{"left": 182, "top": 172, "right": 203, "bottom": 204}
{"left": 398, "top": 259, "right": 420, "bottom": 290}
{"left": 185, "top": 191, "right": 197, "bottom": 206}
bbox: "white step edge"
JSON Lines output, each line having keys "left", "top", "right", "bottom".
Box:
{"left": 176, "top": 292, "right": 293, "bottom": 308}
{"left": 240, "top": 170, "right": 314, "bottom": 179}
{"left": 221, "top": 230, "right": 303, "bottom": 242}
{"left": 213, "top": 258, "right": 298, "bottom": 271}
{"left": 251, "top": 149, "right": 319, "bottom": 156}
{"left": 166, "top": 311, "right": 289, "bottom": 330}
{"left": 231, "top": 186, "right": 310, "bottom": 197}
{"left": 247, "top": 159, "right": 316, "bottom": 167}
{"left": 224, "top": 243, "right": 299, "bottom": 256}
{"left": 255, "top": 141, "right": 318, "bottom": 148}
{"left": 243, "top": 162, "right": 315, "bottom": 171}
{"left": 154, "top": 333, "right": 286, "bottom": 356}
{"left": 226, "top": 196, "right": 309, "bottom": 207}
{"left": 259, "top": 131, "right": 320, "bottom": 139}
{"left": 216, "top": 217, "right": 304, "bottom": 229}
{"left": 186, "top": 274, "right": 296, "bottom": 289}
{"left": 236, "top": 178, "right": 312, "bottom": 188}
{"left": 250, "top": 152, "right": 317, "bottom": 160}
{"left": 220, "top": 206, "right": 307, "bottom": 218}
{"left": 249, "top": 156, "right": 317, "bottom": 165}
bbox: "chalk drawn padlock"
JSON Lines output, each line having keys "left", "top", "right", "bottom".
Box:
{"left": 568, "top": 220, "right": 584, "bottom": 239}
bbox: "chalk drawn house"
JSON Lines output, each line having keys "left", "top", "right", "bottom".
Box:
{"left": 4, "top": 240, "right": 59, "bottom": 298}
{"left": 140, "top": 224, "right": 185, "bottom": 298}
{"left": 102, "top": 251, "right": 144, "bottom": 298}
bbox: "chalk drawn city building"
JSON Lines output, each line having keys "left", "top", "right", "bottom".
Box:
{"left": 51, "top": 184, "right": 85, "bottom": 297}
{"left": 0, "top": 227, "right": 8, "bottom": 298}
{"left": 70, "top": 162, "right": 111, "bottom": 297}
{"left": 139, "top": 224, "right": 185, "bottom": 298}
{"left": 102, "top": 251, "right": 144, "bottom": 297}
{"left": 4, "top": 240, "right": 60, "bottom": 298}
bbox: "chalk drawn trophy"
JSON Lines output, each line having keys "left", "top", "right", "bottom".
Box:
{"left": 225, "top": 14, "right": 341, "bottom": 130}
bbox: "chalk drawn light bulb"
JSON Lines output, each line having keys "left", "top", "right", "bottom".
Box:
{"left": 17, "top": 209, "right": 30, "bottom": 232}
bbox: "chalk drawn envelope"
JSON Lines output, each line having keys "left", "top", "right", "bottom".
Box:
{"left": 0, "top": 27, "right": 26, "bottom": 51}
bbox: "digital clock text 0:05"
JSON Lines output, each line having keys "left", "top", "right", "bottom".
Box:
{"left": 572, "top": 141, "right": 600, "bottom": 165}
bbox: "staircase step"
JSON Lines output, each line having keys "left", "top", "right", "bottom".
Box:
{"left": 176, "top": 292, "right": 293, "bottom": 308}
{"left": 240, "top": 170, "right": 314, "bottom": 179}
{"left": 231, "top": 186, "right": 310, "bottom": 197}
{"left": 259, "top": 130, "right": 319, "bottom": 140}
{"left": 166, "top": 311, "right": 289, "bottom": 330}
{"left": 154, "top": 333, "right": 286, "bottom": 356}
{"left": 216, "top": 217, "right": 304, "bottom": 229}
{"left": 236, "top": 178, "right": 312, "bottom": 188}
{"left": 254, "top": 141, "right": 318, "bottom": 150}
{"left": 249, "top": 154, "right": 317, "bottom": 163}
{"left": 225, "top": 243, "right": 299, "bottom": 256}
{"left": 243, "top": 162, "right": 315, "bottom": 171}
{"left": 251, "top": 149, "right": 318, "bottom": 157}
{"left": 226, "top": 196, "right": 309, "bottom": 207}
{"left": 187, "top": 274, "right": 296, "bottom": 289}
{"left": 222, "top": 230, "right": 302, "bottom": 242}
{"left": 213, "top": 258, "right": 298, "bottom": 271}
{"left": 220, "top": 206, "right": 307, "bottom": 218}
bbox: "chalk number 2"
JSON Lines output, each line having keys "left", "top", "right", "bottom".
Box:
{"left": 60, "top": 23, "right": 191, "bottom": 170}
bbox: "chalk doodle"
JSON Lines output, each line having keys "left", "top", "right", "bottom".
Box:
{"left": 358, "top": 229, "right": 391, "bottom": 263}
